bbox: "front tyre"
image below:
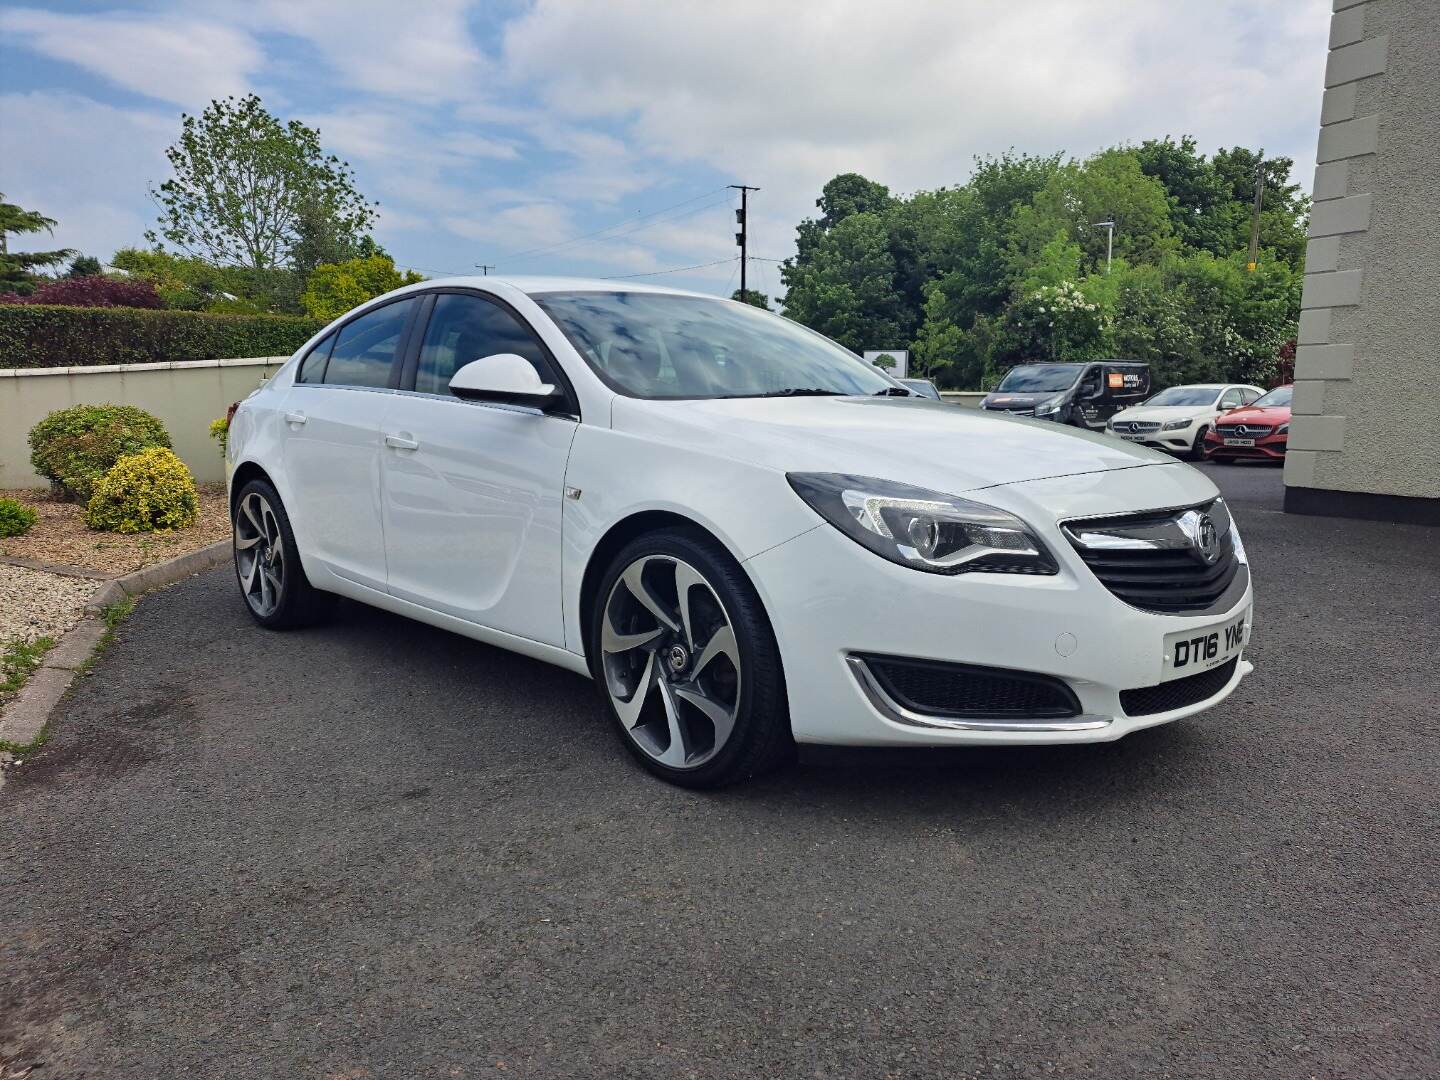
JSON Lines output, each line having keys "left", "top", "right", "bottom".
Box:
{"left": 591, "top": 529, "right": 793, "bottom": 788}
{"left": 1187, "top": 425, "right": 1211, "bottom": 461}
{"left": 232, "top": 478, "right": 334, "bottom": 630}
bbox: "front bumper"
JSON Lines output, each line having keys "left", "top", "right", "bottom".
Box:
{"left": 1204, "top": 432, "right": 1288, "bottom": 459}
{"left": 1108, "top": 425, "right": 1199, "bottom": 453}
{"left": 745, "top": 473, "right": 1253, "bottom": 747}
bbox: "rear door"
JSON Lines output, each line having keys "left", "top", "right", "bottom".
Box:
{"left": 378, "top": 290, "right": 578, "bottom": 646}
{"left": 280, "top": 297, "right": 418, "bottom": 591}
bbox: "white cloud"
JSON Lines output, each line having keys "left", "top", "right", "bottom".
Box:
{"left": 0, "top": 92, "right": 174, "bottom": 260}
{"left": 0, "top": 8, "right": 261, "bottom": 107}
{"left": 1, "top": 0, "right": 1332, "bottom": 290}
{"left": 502, "top": 0, "right": 1330, "bottom": 257}
{"left": 229, "top": 0, "right": 485, "bottom": 104}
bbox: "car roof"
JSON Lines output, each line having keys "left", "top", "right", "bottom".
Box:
{"left": 407, "top": 274, "right": 716, "bottom": 300}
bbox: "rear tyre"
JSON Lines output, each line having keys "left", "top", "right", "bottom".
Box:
{"left": 232, "top": 478, "right": 335, "bottom": 630}
{"left": 1187, "top": 425, "right": 1211, "bottom": 461}
{"left": 590, "top": 528, "right": 793, "bottom": 788}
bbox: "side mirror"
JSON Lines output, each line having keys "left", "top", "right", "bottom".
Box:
{"left": 449, "top": 353, "right": 560, "bottom": 409}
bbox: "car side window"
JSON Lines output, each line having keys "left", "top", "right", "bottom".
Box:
{"left": 415, "top": 293, "right": 553, "bottom": 396}
{"left": 1219, "top": 389, "right": 1243, "bottom": 409}
{"left": 296, "top": 331, "right": 336, "bottom": 384}
{"left": 324, "top": 300, "right": 414, "bottom": 389}
{"left": 1240, "top": 388, "right": 1261, "bottom": 404}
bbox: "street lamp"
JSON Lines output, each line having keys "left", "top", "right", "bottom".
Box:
{"left": 1091, "top": 220, "right": 1115, "bottom": 274}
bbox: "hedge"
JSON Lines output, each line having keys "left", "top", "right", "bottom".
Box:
{"left": 0, "top": 304, "right": 324, "bottom": 369}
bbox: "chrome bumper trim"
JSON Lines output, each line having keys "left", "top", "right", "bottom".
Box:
{"left": 845, "top": 656, "right": 1113, "bottom": 733}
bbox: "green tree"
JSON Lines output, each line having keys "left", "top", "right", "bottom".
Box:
{"left": 0, "top": 194, "right": 73, "bottom": 295}
{"left": 730, "top": 288, "right": 771, "bottom": 309}
{"left": 301, "top": 254, "right": 423, "bottom": 321}
{"left": 779, "top": 212, "right": 907, "bottom": 352}
{"left": 871, "top": 352, "right": 897, "bottom": 371}
{"left": 148, "top": 95, "right": 378, "bottom": 274}
{"left": 65, "top": 255, "right": 103, "bottom": 278}
{"left": 1009, "top": 149, "right": 1177, "bottom": 273}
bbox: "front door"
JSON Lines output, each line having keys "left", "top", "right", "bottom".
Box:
{"left": 281, "top": 298, "right": 417, "bottom": 591}
{"left": 379, "top": 291, "right": 577, "bottom": 647}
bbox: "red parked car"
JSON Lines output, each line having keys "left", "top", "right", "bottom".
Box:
{"left": 1203, "top": 384, "right": 1292, "bottom": 462}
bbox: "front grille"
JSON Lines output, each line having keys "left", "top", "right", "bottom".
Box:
{"left": 860, "top": 655, "right": 1080, "bottom": 719}
{"left": 1074, "top": 539, "right": 1240, "bottom": 612}
{"left": 1112, "top": 420, "right": 1161, "bottom": 434}
{"left": 1216, "top": 424, "right": 1273, "bottom": 437}
{"left": 1062, "top": 501, "right": 1243, "bottom": 615}
{"left": 987, "top": 406, "right": 1034, "bottom": 416}
{"left": 1121, "top": 658, "right": 1237, "bottom": 716}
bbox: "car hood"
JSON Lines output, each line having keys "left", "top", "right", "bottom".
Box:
{"left": 1111, "top": 404, "right": 1214, "bottom": 422}
{"left": 1218, "top": 404, "right": 1291, "bottom": 424}
{"left": 612, "top": 395, "right": 1172, "bottom": 494}
{"left": 977, "top": 391, "right": 1063, "bottom": 409}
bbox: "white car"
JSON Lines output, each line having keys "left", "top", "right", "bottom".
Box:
{"left": 1107, "top": 384, "right": 1265, "bottom": 459}
{"left": 225, "top": 278, "right": 1254, "bottom": 787}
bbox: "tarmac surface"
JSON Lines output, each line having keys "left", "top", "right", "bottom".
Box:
{"left": 2, "top": 460, "right": 1436, "bottom": 1078}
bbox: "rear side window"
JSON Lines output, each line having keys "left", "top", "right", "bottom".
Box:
{"left": 1219, "top": 389, "right": 1244, "bottom": 409}
{"left": 296, "top": 332, "right": 336, "bottom": 384}
{"left": 324, "top": 300, "right": 415, "bottom": 389}
{"left": 415, "top": 293, "right": 552, "bottom": 396}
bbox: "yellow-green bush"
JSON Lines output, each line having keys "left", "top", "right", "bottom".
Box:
{"left": 84, "top": 447, "right": 199, "bottom": 534}
{"left": 0, "top": 497, "right": 38, "bottom": 538}
{"left": 28, "top": 403, "right": 172, "bottom": 502}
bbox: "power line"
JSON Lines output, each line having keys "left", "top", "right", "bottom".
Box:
{"left": 602, "top": 256, "right": 738, "bottom": 280}
{"left": 499, "top": 187, "right": 733, "bottom": 263}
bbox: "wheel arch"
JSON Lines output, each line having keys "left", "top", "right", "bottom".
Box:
{"left": 229, "top": 460, "right": 275, "bottom": 515}
{"left": 577, "top": 510, "right": 748, "bottom": 666}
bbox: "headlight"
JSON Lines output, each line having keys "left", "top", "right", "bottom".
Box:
{"left": 1161, "top": 417, "right": 1194, "bottom": 431}
{"left": 1276, "top": 422, "right": 1289, "bottom": 435}
{"left": 786, "top": 473, "right": 1058, "bottom": 576}
{"left": 1034, "top": 396, "right": 1063, "bottom": 416}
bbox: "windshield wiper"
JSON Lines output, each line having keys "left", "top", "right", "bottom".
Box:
{"left": 752, "top": 387, "right": 846, "bottom": 397}
{"left": 872, "top": 386, "right": 913, "bottom": 396}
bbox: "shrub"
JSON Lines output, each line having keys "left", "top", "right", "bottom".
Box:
{"left": 0, "top": 304, "right": 323, "bottom": 369}
{"left": 28, "top": 404, "right": 173, "bottom": 502}
{"left": 0, "top": 497, "right": 38, "bottom": 538}
{"left": 209, "top": 415, "right": 229, "bottom": 456}
{"left": 0, "top": 275, "right": 165, "bottom": 309}
{"left": 85, "top": 447, "right": 199, "bottom": 533}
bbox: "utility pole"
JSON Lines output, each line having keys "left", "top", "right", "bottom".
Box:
{"left": 1246, "top": 151, "right": 1266, "bottom": 272}
{"left": 474, "top": 263, "right": 495, "bottom": 276}
{"left": 1091, "top": 221, "right": 1115, "bottom": 274}
{"left": 730, "top": 184, "right": 759, "bottom": 297}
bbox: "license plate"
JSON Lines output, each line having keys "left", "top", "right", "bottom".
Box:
{"left": 1224, "top": 437, "right": 1255, "bottom": 447}
{"left": 1162, "top": 610, "right": 1248, "bottom": 682}
{"left": 1119, "top": 434, "right": 1146, "bottom": 441}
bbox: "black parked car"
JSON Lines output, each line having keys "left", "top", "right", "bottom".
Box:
{"left": 979, "top": 361, "right": 1150, "bottom": 430}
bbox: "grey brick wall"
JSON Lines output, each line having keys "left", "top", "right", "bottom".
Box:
{"left": 1285, "top": 0, "right": 1440, "bottom": 502}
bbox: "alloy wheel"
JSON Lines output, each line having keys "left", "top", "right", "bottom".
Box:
{"left": 600, "top": 555, "right": 742, "bottom": 770}
{"left": 234, "top": 491, "right": 285, "bottom": 617}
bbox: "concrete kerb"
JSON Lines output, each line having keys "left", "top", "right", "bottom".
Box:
{"left": 0, "top": 539, "right": 231, "bottom": 772}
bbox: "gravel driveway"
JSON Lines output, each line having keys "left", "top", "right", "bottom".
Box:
{"left": 2, "top": 463, "right": 1436, "bottom": 1078}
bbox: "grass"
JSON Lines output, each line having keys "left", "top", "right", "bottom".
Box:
{"left": 1, "top": 599, "right": 138, "bottom": 756}
{"left": 1, "top": 636, "right": 57, "bottom": 699}
{"left": 74, "top": 596, "right": 137, "bottom": 678}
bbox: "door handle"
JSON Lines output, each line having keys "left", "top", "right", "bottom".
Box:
{"left": 284, "top": 411, "right": 307, "bottom": 426}
{"left": 384, "top": 433, "right": 419, "bottom": 451}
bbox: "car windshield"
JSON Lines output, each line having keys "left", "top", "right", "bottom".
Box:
{"left": 1250, "top": 386, "right": 1293, "bottom": 407}
{"left": 1145, "top": 387, "right": 1221, "bottom": 406}
{"left": 994, "top": 364, "right": 1081, "bottom": 393}
{"left": 531, "top": 291, "right": 893, "bottom": 399}
{"left": 900, "top": 379, "right": 941, "bottom": 400}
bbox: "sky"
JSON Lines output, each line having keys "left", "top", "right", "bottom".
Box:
{"left": 1, "top": 0, "right": 1330, "bottom": 300}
